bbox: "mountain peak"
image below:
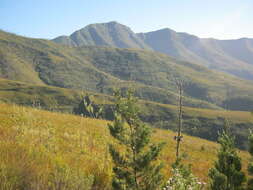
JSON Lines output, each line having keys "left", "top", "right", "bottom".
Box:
{"left": 53, "top": 21, "right": 149, "bottom": 49}
{"left": 86, "top": 21, "right": 126, "bottom": 28}
{"left": 105, "top": 21, "right": 122, "bottom": 25}
{"left": 155, "top": 28, "right": 175, "bottom": 33}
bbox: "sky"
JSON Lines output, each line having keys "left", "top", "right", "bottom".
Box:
{"left": 1, "top": 0, "right": 252, "bottom": 40}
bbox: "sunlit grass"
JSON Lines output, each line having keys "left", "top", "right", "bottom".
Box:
{"left": 0, "top": 103, "right": 250, "bottom": 189}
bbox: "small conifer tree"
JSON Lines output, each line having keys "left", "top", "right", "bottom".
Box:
{"left": 74, "top": 95, "right": 103, "bottom": 118}
{"left": 208, "top": 126, "right": 246, "bottom": 190}
{"left": 108, "top": 90, "right": 164, "bottom": 190}
{"left": 247, "top": 131, "right": 253, "bottom": 190}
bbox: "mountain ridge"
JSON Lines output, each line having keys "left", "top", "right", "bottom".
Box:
{"left": 2, "top": 29, "right": 253, "bottom": 112}
{"left": 52, "top": 21, "right": 253, "bottom": 80}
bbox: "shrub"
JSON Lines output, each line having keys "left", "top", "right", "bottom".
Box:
{"left": 163, "top": 167, "right": 206, "bottom": 190}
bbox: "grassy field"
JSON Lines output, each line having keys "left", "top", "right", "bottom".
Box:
{"left": 0, "top": 103, "right": 250, "bottom": 189}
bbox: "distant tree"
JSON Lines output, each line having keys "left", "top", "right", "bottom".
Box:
{"left": 74, "top": 95, "right": 103, "bottom": 118}
{"left": 247, "top": 131, "right": 253, "bottom": 190}
{"left": 96, "top": 77, "right": 106, "bottom": 93}
{"left": 208, "top": 125, "right": 246, "bottom": 190}
{"left": 108, "top": 90, "right": 164, "bottom": 190}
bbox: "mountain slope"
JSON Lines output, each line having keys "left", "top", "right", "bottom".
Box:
{"left": 0, "top": 30, "right": 219, "bottom": 109}
{"left": 138, "top": 28, "right": 209, "bottom": 65}
{"left": 138, "top": 29, "right": 253, "bottom": 80}
{"left": 2, "top": 30, "right": 253, "bottom": 110}
{"left": 75, "top": 46, "right": 253, "bottom": 107}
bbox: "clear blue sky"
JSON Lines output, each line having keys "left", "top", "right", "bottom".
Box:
{"left": 1, "top": 0, "right": 252, "bottom": 39}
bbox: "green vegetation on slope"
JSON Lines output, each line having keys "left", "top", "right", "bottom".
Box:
{"left": 1, "top": 30, "right": 253, "bottom": 111}
{"left": 0, "top": 30, "right": 220, "bottom": 109}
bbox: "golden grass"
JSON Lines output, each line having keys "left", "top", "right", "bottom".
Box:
{"left": 0, "top": 103, "right": 250, "bottom": 189}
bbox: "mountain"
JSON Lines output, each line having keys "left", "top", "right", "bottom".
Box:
{"left": 2, "top": 30, "right": 253, "bottom": 110}
{"left": 53, "top": 22, "right": 253, "bottom": 80}
{"left": 138, "top": 29, "right": 253, "bottom": 80}
{"left": 0, "top": 29, "right": 221, "bottom": 109}
{"left": 138, "top": 28, "right": 208, "bottom": 64}
{"left": 53, "top": 21, "right": 150, "bottom": 49}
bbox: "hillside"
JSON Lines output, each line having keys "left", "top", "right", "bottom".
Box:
{"left": 0, "top": 30, "right": 216, "bottom": 109}
{"left": 1, "top": 78, "right": 253, "bottom": 149}
{"left": 0, "top": 103, "right": 250, "bottom": 189}
{"left": 53, "top": 21, "right": 253, "bottom": 80}
{"left": 139, "top": 29, "right": 253, "bottom": 80}
{"left": 2, "top": 30, "right": 253, "bottom": 111}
